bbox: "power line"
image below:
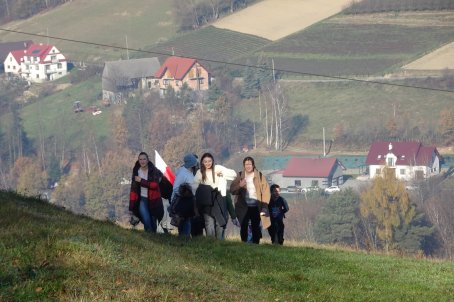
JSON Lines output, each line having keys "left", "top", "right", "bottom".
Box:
{"left": 1, "top": 27, "right": 454, "bottom": 94}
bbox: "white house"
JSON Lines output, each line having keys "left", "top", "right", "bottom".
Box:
{"left": 4, "top": 49, "right": 25, "bottom": 75}
{"left": 366, "top": 141, "right": 442, "bottom": 180}
{"left": 18, "top": 43, "right": 67, "bottom": 83}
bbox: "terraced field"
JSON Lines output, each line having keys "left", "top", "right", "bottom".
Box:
{"left": 148, "top": 26, "right": 271, "bottom": 66}
{"left": 243, "top": 12, "right": 454, "bottom": 77}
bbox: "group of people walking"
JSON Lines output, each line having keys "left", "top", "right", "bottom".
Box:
{"left": 129, "top": 151, "right": 289, "bottom": 245}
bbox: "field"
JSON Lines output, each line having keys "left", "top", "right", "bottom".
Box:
{"left": 20, "top": 78, "right": 110, "bottom": 151}
{"left": 213, "top": 0, "right": 352, "bottom": 41}
{"left": 403, "top": 41, "right": 454, "bottom": 70}
{"left": 252, "top": 12, "right": 454, "bottom": 76}
{"left": 1, "top": 192, "right": 454, "bottom": 301}
{"left": 234, "top": 80, "right": 454, "bottom": 141}
{"left": 148, "top": 26, "right": 270, "bottom": 65}
{"left": 0, "top": 0, "right": 175, "bottom": 62}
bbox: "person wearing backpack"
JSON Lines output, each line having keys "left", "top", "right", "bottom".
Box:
{"left": 170, "top": 153, "right": 199, "bottom": 237}
{"left": 268, "top": 184, "right": 289, "bottom": 245}
{"left": 230, "top": 156, "right": 270, "bottom": 244}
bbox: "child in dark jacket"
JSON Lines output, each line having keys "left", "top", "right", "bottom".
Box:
{"left": 268, "top": 184, "right": 289, "bottom": 245}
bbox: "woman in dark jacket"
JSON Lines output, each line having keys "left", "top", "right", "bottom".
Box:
{"left": 129, "top": 152, "right": 164, "bottom": 233}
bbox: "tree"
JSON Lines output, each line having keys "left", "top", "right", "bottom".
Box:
{"left": 12, "top": 156, "right": 47, "bottom": 197}
{"left": 314, "top": 189, "right": 361, "bottom": 247}
{"left": 360, "top": 167, "right": 416, "bottom": 253}
{"left": 439, "top": 108, "right": 454, "bottom": 145}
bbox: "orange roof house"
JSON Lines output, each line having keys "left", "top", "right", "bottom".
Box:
{"left": 153, "top": 56, "right": 210, "bottom": 95}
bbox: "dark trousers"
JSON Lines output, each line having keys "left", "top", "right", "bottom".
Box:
{"left": 268, "top": 219, "right": 285, "bottom": 245}
{"left": 240, "top": 206, "right": 261, "bottom": 244}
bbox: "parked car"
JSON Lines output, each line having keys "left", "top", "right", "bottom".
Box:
{"left": 286, "top": 186, "right": 301, "bottom": 193}
{"left": 302, "top": 186, "right": 320, "bottom": 193}
{"left": 325, "top": 186, "right": 341, "bottom": 194}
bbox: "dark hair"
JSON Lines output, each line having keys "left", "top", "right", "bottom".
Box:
{"left": 243, "top": 156, "right": 256, "bottom": 169}
{"left": 270, "top": 184, "right": 280, "bottom": 193}
{"left": 200, "top": 153, "right": 215, "bottom": 183}
{"left": 138, "top": 152, "right": 149, "bottom": 160}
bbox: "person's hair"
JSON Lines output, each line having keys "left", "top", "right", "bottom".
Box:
{"left": 200, "top": 152, "right": 215, "bottom": 182}
{"left": 138, "top": 152, "right": 149, "bottom": 160}
{"left": 270, "top": 184, "right": 280, "bottom": 193}
{"left": 243, "top": 156, "right": 256, "bottom": 170}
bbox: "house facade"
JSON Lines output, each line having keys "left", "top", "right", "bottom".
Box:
{"left": 366, "top": 141, "right": 442, "bottom": 180}
{"left": 0, "top": 40, "right": 33, "bottom": 71}
{"left": 8, "top": 43, "right": 68, "bottom": 83}
{"left": 153, "top": 56, "right": 210, "bottom": 96}
{"left": 269, "top": 157, "right": 344, "bottom": 189}
{"left": 102, "top": 57, "right": 161, "bottom": 104}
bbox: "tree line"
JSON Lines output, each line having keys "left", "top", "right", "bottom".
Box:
{"left": 0, "top": 0, "right": 72, "bottom": 24}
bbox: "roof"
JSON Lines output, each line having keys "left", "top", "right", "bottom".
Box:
{"left": 0, "top": 40, "right": 33, "bottom": 62}
{"left": 365, "top": 141, "right": 440, "bottom": 166}
{"left": 282, "top": 157, "right": 339, "bottom": 178}
{"left": 102, "top": 57, "right": 161, "bottom": 92}
{"left": 23, "top": 43, "right": 54, "bottom": 61}
{"left": 154, "top": 56, "right": 204, "bottom": 80}
{"left": 9, "top": 49, "right": 27, "bottom": 63}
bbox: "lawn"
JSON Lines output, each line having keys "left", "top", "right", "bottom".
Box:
{"left": 1, "top": 192, "right": 453, "bottom": 301}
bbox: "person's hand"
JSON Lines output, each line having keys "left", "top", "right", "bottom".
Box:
{"left": 239, "top": 178, "right": 246, "bottom": 187}
{"left": 232, "top": 218, "right": 240, "bottom": 227}
{"left": 134, "top": 176, "right": 141, "bottom": 182}
{"left": 217, "top": 171, "right": 223, "bottom": 177}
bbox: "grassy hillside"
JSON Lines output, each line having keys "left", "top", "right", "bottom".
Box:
{"left": 235, "top": 80, "right": 454, "bottom": 141}
{"left": 0, "top": 0, "right": 175, "bottom": 62}
{"left": 1, "top": 191, "right": 453, "bottom": 301}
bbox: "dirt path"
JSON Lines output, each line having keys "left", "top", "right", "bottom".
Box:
{"left": 212, "top": 0, "right": 352, "bottom": 41}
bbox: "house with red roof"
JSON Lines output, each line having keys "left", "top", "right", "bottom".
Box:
{"left": 0, "top": 40, "right": 33, "bottom": 70}
{"left": 6, "top": 43, "right": 68, "bottom": 83}
{"left": 269, "top": 157, "right": 344, "bottom": 190}
{"left": 365, "top": 141, "right": 442, "bottom": 180}
{"left": 153, "top": 56, "right": 210, "bottom": 95}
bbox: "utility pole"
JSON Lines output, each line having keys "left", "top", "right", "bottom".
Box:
{"left": 323, "top": 127, "right": 326, "bottom": 157}
{"left": 125, "top": 35, "right": 129, "bottom": 60}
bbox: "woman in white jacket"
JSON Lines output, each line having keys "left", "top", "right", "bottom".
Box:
{"left": 192, "top": 152, "right": 238, "bottom": 240}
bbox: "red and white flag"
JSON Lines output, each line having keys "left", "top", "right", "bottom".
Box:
{"left": 154, "top": 150, "right": 175, "bottom": 184}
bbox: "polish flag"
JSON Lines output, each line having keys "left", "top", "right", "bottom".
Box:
{"left": 154, "top": 150, "right": 175, "bottom": 184}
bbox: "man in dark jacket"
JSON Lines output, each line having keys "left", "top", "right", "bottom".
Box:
{"left": 268, "top": 184, "right": 289, "bottom": 245}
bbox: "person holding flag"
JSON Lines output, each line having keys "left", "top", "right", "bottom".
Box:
{"left": 129, "top": 152, "right": 165, "bottom": 233}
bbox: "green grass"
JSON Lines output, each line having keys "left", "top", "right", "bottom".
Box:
{"left": 0, "top": 0, "right": 175, "bottom": 62}
{"left": 1, "top": 191, "right": 453, "bottom": 301}
{"left": 20, "top": 77, "right": 110, "bottom": 151}
{"left": 234, "top": 80, "right": 454, "bottom": 141}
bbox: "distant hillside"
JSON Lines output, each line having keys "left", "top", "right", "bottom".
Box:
{"left": 0, "top": 0, "right": 175, "bottom": 62}
{"left": 1, "top": 191, "right": 453, "bottom": 301}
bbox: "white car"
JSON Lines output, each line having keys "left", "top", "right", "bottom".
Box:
{"left": 325, "top": 186, "right": 341, "bottom": 194}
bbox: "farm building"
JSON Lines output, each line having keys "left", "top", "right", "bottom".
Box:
{"left": 102, "top": 57, "right": 161, "bottom": 104}
{"left": 268, "top": 157, "right": 344, "bottom": 189}
{"left": 153, "top": 56, "right": 211, "bottom": 96}
{"left": 366, "top": 141, "right": 442, "bottom": 180}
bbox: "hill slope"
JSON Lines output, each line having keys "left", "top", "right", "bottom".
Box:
{"left": 1, "top": 191, "right": 453, "bottom": 301}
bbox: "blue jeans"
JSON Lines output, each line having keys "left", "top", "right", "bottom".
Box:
{"left": 203, "top": 213, "right": 225, "bottom": 240}
{"left": 178, "top": 218, "right": 192, "bottom": 237}
{"left": 140, "top": 197, "right": 157, "bottom": 233}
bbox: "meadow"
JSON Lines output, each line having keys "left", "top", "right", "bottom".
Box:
{"left": 1, "top": 191, "right": 453, "bottom": 301}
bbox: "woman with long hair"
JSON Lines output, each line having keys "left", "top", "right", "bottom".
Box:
{"left": 192, "top": 152, "right": 237, "bottom": 240}
{"left": 129, "top": 152, "right": 164, "bottom": 233}
{"left": 230, "top": 156, "right": 270, "bottom": 244}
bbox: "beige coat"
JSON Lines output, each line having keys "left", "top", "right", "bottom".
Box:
{"left": 230, "top": 169, "right": 271, "bottom": 229}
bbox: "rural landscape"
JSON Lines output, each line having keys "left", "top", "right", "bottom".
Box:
{"left": 1, "top": 0, "right": 454, "bottom": 300}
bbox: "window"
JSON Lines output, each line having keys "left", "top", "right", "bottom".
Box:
{"left": 51, "top": 55, "right": 56, "bottom": 60}
{"left": 311, "top": 180, "right": 319, "bottom": 187}
{"left": 387, "top": 158, "right": 393, "bottom": 166}
{"left": 295, "top": 180, "right": 301, "bottom": 186}
{"left": 163, "top": 79, "right": 169, "bottom": 86}
{"left": 376, "top": 168, "right": 381, "bottom": 175}
{"left": 9, "top": 57, "right": 12, "bottom": 61}
{"left": 57, "top": 63, "right": 62, "bottom": 69}
{"left": 36, "top": 74, "right": 39, "bottom": 78}
{"left": 400, "top": 169, "right": 405, "bottom": 175}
